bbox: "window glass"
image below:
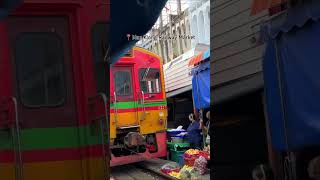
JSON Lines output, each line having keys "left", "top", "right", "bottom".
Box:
{"left": 139, "top": 68, "right": 161, "bottom": 94}
{"left": 15, "top": 33, "right": 66, "bottom": 106}
{"left": 114, "top": 71, "right": 132, "bottom": 96}
{"left": 91, "top": 23, "right": 109, "bottom": 93}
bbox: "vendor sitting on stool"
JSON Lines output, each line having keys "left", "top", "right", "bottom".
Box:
{"left": 186, "top": 113, "right": 202, "bottom": 149}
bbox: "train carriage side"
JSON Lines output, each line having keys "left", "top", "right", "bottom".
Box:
{"left": 110, "top": 47, "right": 168, "bottom": 166}
{"left": 0, "top": 0, "right": 110, "bottom": 180}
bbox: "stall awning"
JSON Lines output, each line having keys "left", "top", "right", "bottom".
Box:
{"left": 250, "top": 0, "right": 287, "bottom": 15}
{"left": 263, "top": 0, "right": 320, "bottom": 150}
{"left": 264, "top": 0, "right": 320, "bottom": 39}
{"left": 191, "top": 57, "right": 210, "bottom": 110}
{"left": 188, "top": 50, "right": 210, "bottom": 66}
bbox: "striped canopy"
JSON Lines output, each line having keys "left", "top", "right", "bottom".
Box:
{"left": 188, "top": 50, "right": 210, "bottom": 66}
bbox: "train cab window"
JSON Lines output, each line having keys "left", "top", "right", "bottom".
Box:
{"left": 139, "top": 68, "right": 161, "bottom": 94}
{"left": 91, "top": 23, "right": 109, "bottom": 94}
{"left": 114, "top": 71, "right": 132, "bottom": 96}
{"left": 15, "top": 33, "right": 66, "bottom": 107}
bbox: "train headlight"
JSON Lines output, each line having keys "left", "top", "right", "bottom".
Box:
{"left": 159, "top": 112, "right": 164, "bottom": 117}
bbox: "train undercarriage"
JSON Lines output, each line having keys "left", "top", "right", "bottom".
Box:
{"left": 110, "top": 127, "right": 167, "bottom": 167}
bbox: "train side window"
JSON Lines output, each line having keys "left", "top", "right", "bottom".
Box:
{"left": 139, "top": 68, "right": 161, "bottom": 94}
{"left": 15, "top": 33, "right": 66, "bottom": 107}
{"left": 114, "top": 71, "right": 132, "bottom": 96}
{"left": 91, "top": 23, "right": 109, "bottom": 94}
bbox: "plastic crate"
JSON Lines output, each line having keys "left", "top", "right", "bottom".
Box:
{"left": 167, "top": 129, "right": 186, "bottom": 141}
{"left": 171, "top": 136, "right": 184, "bottom": 143}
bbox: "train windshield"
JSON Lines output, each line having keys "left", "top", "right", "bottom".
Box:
{"left": 139, "top": 68, "right": 161, "bottom": 94}
{"left": 114, "top": 70, "right": 132, "bottom": 96}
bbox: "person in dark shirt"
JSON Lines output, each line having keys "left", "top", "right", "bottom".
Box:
{"left": 186, "top": 113, "right": 202, "bottom": 149}
{"left": 174, "top": 117, "right": 190, "bottom": 130}
{"left": 200, "top": 111, "right": 211, "bottom": 146}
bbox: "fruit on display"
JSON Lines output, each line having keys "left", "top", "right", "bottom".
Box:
{"left": 168, "top": 171, "right": 181, "bottom": 179}
{"left": 198, "top": 151, "right": 210, "bottom": 160}
{"left": 185, "top": 149, "right": 200, "bottom": 155}
{"left": 160, "top": 162, "right": 180, "bottom": 174}
{"left": 190, "top": 168, "right": 202, "bottom": 180}
{"left": 179, "top": 165, "right": 193, "bottom": 179}
{"left": 184, "top": 149, "right": 210, "bottom": 159}
{"left": 193, "top": 156, "right": 208, "bottom": 175}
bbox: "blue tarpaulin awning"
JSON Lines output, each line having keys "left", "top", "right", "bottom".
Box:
{"left": 263, "top": 0, "right": 320, "bottom": 150}
{"left": 111, "top": 0, "right": 167, "bottom": 64}
{"left": 0, "top": 0, "right": 21, "bottom": 19}
{"left": 191, "top": 50, "right": 210, "bottom": 110}
{"left": 265, "top": 0, "right": 320, "bottom": 39}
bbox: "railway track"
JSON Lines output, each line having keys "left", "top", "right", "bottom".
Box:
{"left": 111, "top": 164, "right": 173, "bottom": 180}
{"left": 111, "top": 158, "right": 211, "bottom": 180}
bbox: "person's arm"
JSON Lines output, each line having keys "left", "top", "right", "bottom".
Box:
{"left": 200, "top": 119, "right": 204, "bottom": 129}
{"left": 200, "top": 120, "right": 208, "bottom": 134}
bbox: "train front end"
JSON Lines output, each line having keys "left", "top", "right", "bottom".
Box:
{"left": 110, "top": 47, "right": 168, "bottom": 166}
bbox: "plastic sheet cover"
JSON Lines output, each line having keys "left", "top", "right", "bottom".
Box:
{"left": 192, "top": 60, "right": 210, "bottom": 110}
{"left": 263, "top": 21, "right": 320, "bottom": 150}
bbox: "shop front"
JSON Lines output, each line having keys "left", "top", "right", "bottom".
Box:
{"left": 159, "top": 50, "right": 211, "bottom": 180}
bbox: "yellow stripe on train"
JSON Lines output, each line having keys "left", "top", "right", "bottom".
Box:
{"left": 110, "top": 109, "right": 168, "bottom": 139}
{"left": 0, "top": 157, "right": 104, "bottom": 180}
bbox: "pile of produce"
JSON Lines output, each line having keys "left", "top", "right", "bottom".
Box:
{"left": 179, "top": 165, "right": 193, "bottom": 179}
{"left": 160, "top": 162, "right": 180, "bottom": 174}
{"left": 184, "top": 149, "right": 209, "bottom": 159}
{"left": 184, "top": 149, "right": 210, "bottom": 167}
{"left": 185, "top": 149, "right": 200, "bottom": 156}
{"left": 161, "top": 148, "right": 210, "bottom": 179}
{"left": 179, "top": 165, "right": 202, "bottom": 180}
{"left": 160, "top": 162, "right": 183, "bottom": 179}
{"left": 161, "top": 163, "right": 202, "bottom": 179}
{"left": 162, "top": 162, "right": 208, "bottom": 179}
{"left": 168, "top": 171, "right": 181, "bottom": 179}
{"left": 198, "top": 151, "right": 210, "bottom": 160}
{"left": 193, "top": 156, "right": 208, "bottom": 175}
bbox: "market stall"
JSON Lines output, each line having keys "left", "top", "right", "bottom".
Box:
{"left": 160, "top": 146, "right": 210, "bottom": 179}
{"left": 189, "top": 50, "right": 210, "bottom": 111}
{"left": 159, "top": 50, "right": 211, "bottom": 179}
{"left": 189, "top": 50, "right": 211, "bottom": 148}
{"left": 163, "top": 124, "right": 210, "bottom": 179}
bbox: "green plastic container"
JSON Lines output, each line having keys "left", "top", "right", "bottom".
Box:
{"left": 170, "top": 149, "right": 186, "bottom": 164}
{"left": 167, "top": 141, "right": 190, "bottom": 151}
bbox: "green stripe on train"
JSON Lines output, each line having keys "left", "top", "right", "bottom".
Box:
{"left": 110, "top": 101, "right": 167, "bottom": 109}
{"left": 0, "top": 101, "right": 167, "bottom": 151}
{"left": 0, "top": 126, "right": 103, "bottom": 151}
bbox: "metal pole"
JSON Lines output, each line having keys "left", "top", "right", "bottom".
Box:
{"left": 274, "top": 40, "right": 296, "bottom": 180}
